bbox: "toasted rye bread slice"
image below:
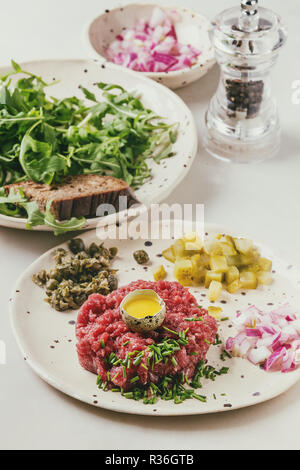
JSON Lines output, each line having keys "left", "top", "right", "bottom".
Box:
{"left": 5, "top": 175, "right": 138, "bottom": 221}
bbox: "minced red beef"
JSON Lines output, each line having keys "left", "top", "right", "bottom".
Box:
{"left": 76, "top": 280, "right": 218, "bottom": 390}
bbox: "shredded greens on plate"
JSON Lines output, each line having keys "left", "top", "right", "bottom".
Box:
{"left": 0, "top": 60, "right": 177, "bottom": 233}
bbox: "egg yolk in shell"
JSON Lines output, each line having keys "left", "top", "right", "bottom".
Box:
{"left": 124, "top": 296, "right": 162, "bottom": 319}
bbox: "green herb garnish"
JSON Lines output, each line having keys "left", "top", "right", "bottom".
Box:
{"left": 96, "top": 331, "right": 230, "bottom": 405}
{"left": 220, "top": 350, "right": 232, "bottom": 361}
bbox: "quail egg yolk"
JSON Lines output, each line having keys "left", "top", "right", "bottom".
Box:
{"left": 124, "top": 296, "right": 161, "bottom": 319}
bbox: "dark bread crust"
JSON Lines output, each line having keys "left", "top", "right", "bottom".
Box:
{"left": 5, "top": 175, "right": 138, "bottom": 221}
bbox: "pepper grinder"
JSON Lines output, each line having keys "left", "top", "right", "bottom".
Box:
{"left": 203, "top": 0, "right": 287, "bottom": 163}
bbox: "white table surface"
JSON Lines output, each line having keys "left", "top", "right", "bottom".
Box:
{"left": 0, "top": 0, "right": 299, "bottom": 451}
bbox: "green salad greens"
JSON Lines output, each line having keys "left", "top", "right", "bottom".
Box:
{"left": 0, "top": 187, "right": 86, "bottom": 235}
{"left": 0, "top": 60, "right": 177, "bottom": 233}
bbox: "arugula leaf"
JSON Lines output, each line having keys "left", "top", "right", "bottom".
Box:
{"left": 43, "top": 201, "right": 86, "bottom": 235}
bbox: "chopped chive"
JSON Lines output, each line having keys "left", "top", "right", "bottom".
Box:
{"left": 171, "top": 357, "right": 178, "bottom": 367}
{"left": 192, "top": 393, "right": 207, "bottom": 402}
{"left": 162, "top": 326, "right": 178, "bottom": 336}
{"left": 123, "top": 340, "right": 130, "bottom": 346}
{"left": 214, "top": 334, "right": 222, "bottom": 346}
{"left": 130, "top": 376, "right": 140, "bottom": 384}
{"left": 112, "top": 372, "right": 120, "bottom": 381}
{"left": 221, "top": 317, "right": 229, "bottom": 322}
{"left": 96, "top": 327, "right": 230, "bottom": 406}
{"left": 204, "top": 339, "right": 211, "bottom": 345}
{"left": 100, "top": 339, "right": 105, "bottom": 349}
{"left": 96, "top": 376, "right": 102, "bottom": 386}
{"left": 185, "top": 317, "right": 203, "bottom": 322}
{"left": 102, "top": 381, "right": 108, "bottom": 391}
{"left": 133, "top": 356, "right": 142, "bottom": 366}
{"left": 220, "top": 350, "right": 232, "bottom": 361}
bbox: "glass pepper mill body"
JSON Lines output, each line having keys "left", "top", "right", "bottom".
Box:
{"left": 203, "top": 0, "right": 287, "bottom": 163}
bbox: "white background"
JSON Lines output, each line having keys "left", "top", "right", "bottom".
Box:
{"left": 0, "top": 0, "right": 299, "bottom": 450}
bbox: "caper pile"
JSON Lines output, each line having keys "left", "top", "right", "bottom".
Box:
{"left": 32, "top": 239, "right": 118, "bottom": 312}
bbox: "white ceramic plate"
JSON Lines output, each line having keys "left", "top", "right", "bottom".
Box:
{"left": 84, "top": 3, "right": 216, "bottom": 90}
{"left": 10, "top": 222, "right": 300, "bottom": 416}
{"left": 0, "top": 59, "right": 197, "bottom": 231}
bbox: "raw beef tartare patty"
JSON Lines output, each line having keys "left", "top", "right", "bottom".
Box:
{"left": 76, "top": 280, "right": 218, "bottom": 390}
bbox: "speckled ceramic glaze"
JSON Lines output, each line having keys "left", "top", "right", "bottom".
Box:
{"left": 120, "top": 289, "right": 166, "bottom": 332}
{"left": 10, "top": 221, "right": 300, "bottom": 416}
{"left": 0, "top": 59, "right": 197, "bottom": 232}
{"left": 85, "top": 4, "right": 216, "bottom": 89}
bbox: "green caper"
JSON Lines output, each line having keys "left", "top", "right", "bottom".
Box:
{"left": 68, "top": 238, "right": 85, "bottom": 254}
{"left": 32, "top": 269, "right": 48, "bottom": 287}
{"left": 133, "top": 250, "right": 150, "bottom": 265}
{"left": 46, "top": 279, "right": 59, "bottom": 291}
{"left": 88, "top": 242, "right": 100, "bottom": 257}
{"left": 107, "top": 274, "right": 118, "bottom": 291}
{"left": 109, "top": 247, "right": 118, "bottom": 259}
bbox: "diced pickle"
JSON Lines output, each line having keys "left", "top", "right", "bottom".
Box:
{"left": 258, "top": 257, "right": 272, "bottom": 272}
{"left": 153, "top": 265, "right": 167, "bottom": 281}
{"left": 233, "top": 238, "right": 253, "bottom": 254}
{"left": 165, "top": 232, "right": 273, "bottom": 297}
{"left": 173, "top": 239, "right": 185, "bottom": 258}
{"left": 191, "top": 255, "right": 205, "bottom": 283}
{"left": 219, "top": 242, "right": 237, "bottom": 256}
{"left": 184, "top": 232, "right": 197, "bottom": 242}
{"left": 185, "top": 240, "right": 203, "bottom": 252}
{"left": 205, "top": 271, "right": 223, "bottom": 288}
{"left": 203, "top": 235, "right": 221, "bottom": 255}
{"left": 226, "top": 255, "right": 243, "bottom": 267}
{"left": 225, "top": 266, "right": 240, "bottom": 284}
{"left": 240, "top": 252, "right": 259, "bottom": 266}
{"left": 210, "top": 245, "right": 224, "bottom": 256}
{"left": 198, "top": 253, "right": 210, "bottom": 269}
{"left": 162, "top": 247, "right": 176, "bottom": 263}
{"left": 240, "top": 271, "right": 258, "bottom": 289}
{"left": 210, "top": 255, "right": 228, "bottom": 273}
{"left": 208, "top": 306, "right": 223, "bottom": 320}
{"left": 208, "top": 280, "right": 223, "bottom": 302}
{"left": 257, "top": 271, "right": 273, "bottom": 285}
{"left": 174, "top": 258, "right": 193, "bottom": 286}
{"left": 226, "top": 279, "right": 241, "bottom": 294}
{"left": 247, "top": 263, "right": 261, "bottom": 273}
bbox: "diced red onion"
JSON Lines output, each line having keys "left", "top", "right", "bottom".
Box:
{"left": 246, "top": 328, "right": 262, "bottom": 338}
{"left": 248, "top": 346, "right": 272, "bottom": 365}
{"left": 226, "top": 304, "right": 300, "bottom": 373}
{"left": 106, "top": 7, "right": 202, "bottom": 73}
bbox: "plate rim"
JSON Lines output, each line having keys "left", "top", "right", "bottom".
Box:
{"left": 9, "top": 221, "right": 300, "bottom": 416}
{"left": 0, "top": 58, "right": 198, "bottom": 231}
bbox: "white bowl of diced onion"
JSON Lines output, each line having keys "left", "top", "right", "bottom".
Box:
{"left": 84, "top": 3, "right": 216, "bottom": 90}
